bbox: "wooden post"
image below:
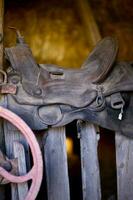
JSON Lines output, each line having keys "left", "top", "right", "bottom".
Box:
{"left": 0, "top": 0, "right": 4, "bottom": 70}
{"left": 13, "top": 142, "right": 28, "bottom": 200}
{"left": 0, "top": 0, "right": 5, "bottom": 199}
{"left": 75, "top": 2, "right": 102, "bottom": 199}
{"left": 4, "top": 122, "right": 30, "bottom": 200}
{"left": 43, "top": 127, "right": 70, "bottom": 200}
{"left": 115, "top": 133, "right": 133, "bottom": 200}
{"left": 78, "top": 121, "right": 101, "bottom": 200}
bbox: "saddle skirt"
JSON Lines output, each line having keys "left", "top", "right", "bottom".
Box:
{"left": 4, "top": 35, "right": 133, "bottom": 137}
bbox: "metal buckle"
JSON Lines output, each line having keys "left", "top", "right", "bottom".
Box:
{"left": 0, "top": 69, "right": 7, "bottom": 84}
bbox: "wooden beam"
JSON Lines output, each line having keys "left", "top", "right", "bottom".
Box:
{"left": 115, "top": 133, "right": 133, "bottom": 200}
{"left": 0, "top": 1, "right": 5, "bottom": 199}
{"left": 4, "top": 122, "right": 30, "bottom": 200}
{"left": 0, "top": 0, "right": 4, "bottom": 149}
{"left": 78, "top": 121, "right": 101, "bottom": 200}
{"left": 75, "top": 2, "right": 102, "bottom": 199}
{"left": 43, "top": 127, "right": 70, "bottom": 200}
{"left": 13, "top": 142, "right": 28, "bottom": 200}
{"left": 0, "top": 0, "right": 4, "bottom": 69}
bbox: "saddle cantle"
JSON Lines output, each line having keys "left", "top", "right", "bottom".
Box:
{"left": 4, "top": 31, "right": 133, "bottom": 137}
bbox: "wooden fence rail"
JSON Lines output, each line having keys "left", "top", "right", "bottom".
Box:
{"left": 1, "top": 122, "right": 133, "bottom": 200}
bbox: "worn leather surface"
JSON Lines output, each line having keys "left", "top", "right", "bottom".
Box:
{"left": 4, "top": 37, "right": 133, "bottom": 137}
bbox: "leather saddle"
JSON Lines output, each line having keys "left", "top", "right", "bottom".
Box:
{"left": 4, "top": 33, "right": 133, "bottom": 137}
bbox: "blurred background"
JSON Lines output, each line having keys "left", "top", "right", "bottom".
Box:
{"left": 4, "top": 0, "right": 133, "bottom": 199}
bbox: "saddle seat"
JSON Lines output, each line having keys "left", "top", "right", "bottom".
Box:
{"left": 5, "top": 37, "right": 123, "bottom": 108}
{"left": 4, "top": 34, "right": 133, "bottom": 135}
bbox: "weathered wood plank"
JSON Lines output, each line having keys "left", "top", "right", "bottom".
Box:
{"left": 75, "top": 3, "right": 102, "bottom": 199}
{"left": 4, "top": 122, "right": 30, "bottom": 200}
{"left": 0, "top": 0, "right": 4, "bottom": 69}
{"left": 43, "top": 127, "right": 70, "bottom": 200}
{"left": 0, "top": 1, "right": 6, "bottom": 199}
{"left": 78, "top": 121, "right": 101, "bottom": 200}
{"left": 115, "top": 133, "right": 133, "bottom": 200}
{"left": 13, "top": 141, "right": 28, "bottom": 200}
{"left": 0, "top": 120, "right": 6, "bottom": 200}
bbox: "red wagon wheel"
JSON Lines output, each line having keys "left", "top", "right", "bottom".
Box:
{"left": 0, "top": 106, "right": 43, "bottom": 200}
